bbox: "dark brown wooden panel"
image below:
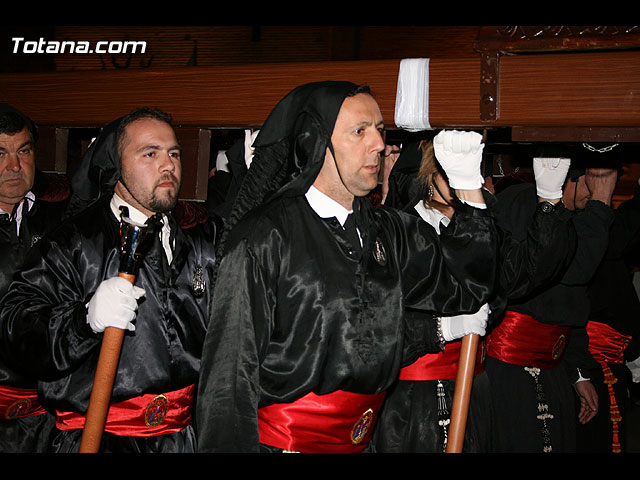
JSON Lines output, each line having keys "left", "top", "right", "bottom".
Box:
{"left": 428, "top": 57, "right": 482, "bottom": 127}
{"left": 499, "top": 51, "right": 640, "bottom": 127}
{"left": 36, "top": 127, "right": 68, "bottom": 173}
{"left": 175, "top": 127, "right": 211, "bottom": 201}
{"left": 0, "top": 60, "right": 401, "bottom": 129}
{"left": 2, "top": 52, "right": 639, "bottom": 132}
{"left": 2, "top": 52, "right": 639, "bottom": 142}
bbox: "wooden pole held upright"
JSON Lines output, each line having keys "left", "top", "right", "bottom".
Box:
{"left": 445, "top": 333, "right": 479, "bottom": 453}
{"left": 78, "top": 272, "right": 135, "bottom": 453}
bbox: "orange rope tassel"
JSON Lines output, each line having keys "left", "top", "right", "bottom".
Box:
{"left": 602, "top": 364, "right": 622, "bottom": 453}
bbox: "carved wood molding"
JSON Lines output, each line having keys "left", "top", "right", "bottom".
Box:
{"left": 474, "top": 26, "right": 640, "bottom": 54}
{"left": 473, "top": 26, "right": 640, "bottom": 123}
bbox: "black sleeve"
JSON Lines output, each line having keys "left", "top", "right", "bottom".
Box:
{"left": 0, "top": 233, "right": 100, "bottom": 382}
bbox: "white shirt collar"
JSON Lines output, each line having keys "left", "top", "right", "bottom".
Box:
{"left": 0, "top": 191, "right": 35, "bottom": 235}
{"left": 0, "top": 190, "right": 35, "bottom": 215}
{"left": 305, "top": 185, "right": 352, "bottom": 227}
{"left": 110, "top": 193, "right": 151, "bottom": 226}
{"left": 414, "top": 201, "right": 450, "bottom": 234}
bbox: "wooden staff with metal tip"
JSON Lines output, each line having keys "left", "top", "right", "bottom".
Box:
{"left": 79, "top": 208, "right": 152, "bottom": 453}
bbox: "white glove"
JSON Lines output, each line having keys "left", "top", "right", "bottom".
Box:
{"left": 87, "top": 276, "right": 145, "bottom": 333}
{"left": 627, "top": 357, "right": 640, "bottom": 383}
{"left": 533, "top": 157, "right": 571, "bottom": 199}
{"left": 433, "top": 130, "right": 485, "bottom": 190}
{"left": 440, "top": 303, "right": 490, "bottom": 342}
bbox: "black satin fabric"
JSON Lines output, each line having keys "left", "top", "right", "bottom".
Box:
{"left": 485, "top": 182, "right": 615, "bottom": 452}
{"left": 492, "top": 182, "right": 614, "bottom": 328}
{"left": 587, "top": 185, "right": 640, "bottom": 361}
{"left": 65, "top": 117, "right": 122, "bottom": 218}
{"left": 0, "top": 196, "right": 66, "bottom": 453}
{"left": 195, "top": 81, "right": 497, "bottom": 452}
{"left": 0, "top": 197, "right": 219, "bottom": 452}
{"left": 489, "top": 182, "right": 614, "bottom": 381}
{"left": 0, "top": 197, "right": 67, "bottom": 386}
{"left": 0, "top": 410, "right": 57, "bottom": 453}
{"left": 49, "top": 423, "right": 197, "bottom": 453}
{"left": 373, "top": 182, "right": 579, "bottom": 453}
{"left": 577, "top": 186, "right": 640, "bottom": 453}
{"left": 196, "top": 192, "right": 497, "bottom": 452}
{"left": 373, "top": 373, "right": 493, "bottom": 453}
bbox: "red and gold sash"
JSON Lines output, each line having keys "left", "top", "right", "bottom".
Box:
{"left": 55, "top": 384, "right": 194, "bottom": 437}
{"left": 586, "top": 321, "right": 631, "bottom": 365}
{"left": 258, "top": 390, "right": 386, "bottom": 453}
{"left": 486, "top": 311, "right": 569, "bottom": 369}
{"left": 0, "top": 385, "right": 47, "bottom": 420}
{"left": 398, "top": 339, "right": 485, "bottom": 381}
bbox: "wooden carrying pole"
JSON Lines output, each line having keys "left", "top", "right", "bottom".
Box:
{"left": 445, "top": 333, "right": 479, "bottom": 453}
{"left": 78, "top": 272, "right": 134, "bottom": 453}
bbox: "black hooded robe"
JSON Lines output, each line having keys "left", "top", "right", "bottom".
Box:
{"left": 0, "top": 116, "right": 221, "bottom": 453}
{"left": 196, "top": 81, "right": 498, "bottom": 453}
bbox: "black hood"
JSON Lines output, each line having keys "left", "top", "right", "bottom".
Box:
{"left": 66, "top": 116, "right": 123, "bottom": 217}
{"left": 224, "top": 81, "right": 363, "bottom": 231}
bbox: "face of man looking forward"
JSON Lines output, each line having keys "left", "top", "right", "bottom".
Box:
{"left": 0, "top": 126, "right": 35, "bottom": 213}
{"left": 115, "top": 117, "right": 182, "bottom": 217}
{"left": 313, "top": 93, "right": 385, "bottom": 210}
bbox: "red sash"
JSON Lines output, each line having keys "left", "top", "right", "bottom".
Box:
{"left": 55, "top": 384, "right": 194, "bottom": 437}
{"left": 486, "top": 311, "right": 569, "bottom": 369}
{"left": 258, "top": 390, "right": 386, "bottom": 453}
{"left": 586, "top": 321, "right": 631, "bottom": 364}
{"left": 0, "top": 385, "right": 47, "bottom": 420}
{"left": 398, "top": 339, "right": 485, "bottom": 381}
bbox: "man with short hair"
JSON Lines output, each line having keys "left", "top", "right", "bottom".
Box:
{"left": 0, "top": 104, "right": 66, "bottom": 452}
{"left": 196, "top": 81, "right": 497, "bottom": 453}
{"left": 0, "top": 107, "right": 221, "bottom": 453}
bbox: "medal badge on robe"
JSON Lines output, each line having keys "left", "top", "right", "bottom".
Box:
{"left": 192, "top": 265, "right": 205, "bottom": 297}
{"left": 373, "top": 237, "right": 387, "bottom": 266}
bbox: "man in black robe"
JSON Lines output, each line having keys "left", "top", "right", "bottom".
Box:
{"left": 196, "top": 81, "right": 497, "bottom": 453}
{"left": 578, "top": 170, "right": 640, "bottom": 453}
{"left": 485, "top": 158, "right": 618, "bottom": 452}
{"left": 0, "top": 107, "right": 221, "bottom": 452}
{"left": 0, "top": 104, "right": 67, "bottom": 452}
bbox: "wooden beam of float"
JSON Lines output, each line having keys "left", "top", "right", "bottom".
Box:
{"left": 0, "top": 60, "right": 401, "bottom": 129}
{"left": 1, "top": 51, "right": 638, "bottom": 130}
{"left": 2, "top": 52, "right": 638, "bottom": 200}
